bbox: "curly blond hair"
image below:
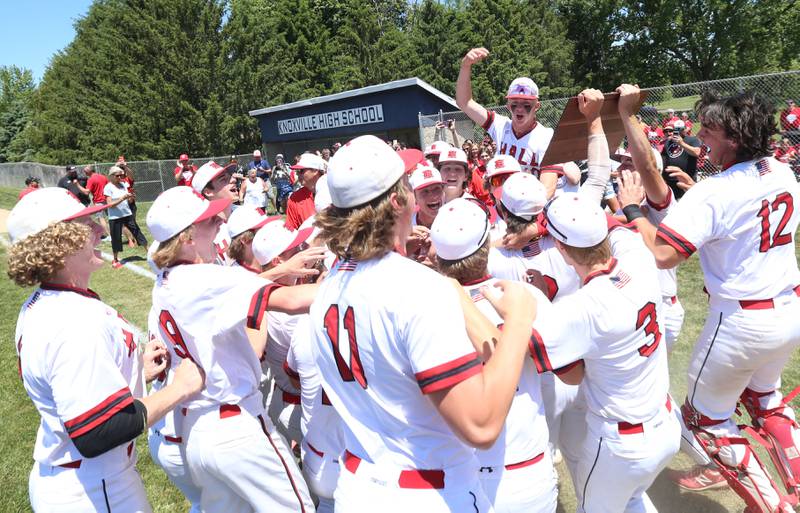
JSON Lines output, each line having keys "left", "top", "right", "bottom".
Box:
{"left": 7, "top": 222, "right": 91, "bottom": 287}
{"left": 314, "top": 178, "right": 409, "bottom": 261}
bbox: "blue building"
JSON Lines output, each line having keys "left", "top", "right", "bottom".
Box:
{"left": 249, "top": 77, "right": 457, "bottom": 161}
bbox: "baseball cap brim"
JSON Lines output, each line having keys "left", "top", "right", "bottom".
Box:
{"left": 414, "top": 179, "right": 444, "bottom": 191}
{"left": 289, "top": 164, "right": 305, "bottom": 170}
{"left": 610, "top": 152, "right": 632, "bottom": 163}
{"left": 64, "top": 203, "right": 111, "bottom": 221}
{"left": 283, "top": 226, "right": 314, "bottom": 254}
{"left": 505, "top": 94, "right": 538, "bottom": 100}
{"left": 398, "top": 149, "right": 425, "bottom": 173}
{"left": 194, "top": 198, "right": 231, "bottom": 224}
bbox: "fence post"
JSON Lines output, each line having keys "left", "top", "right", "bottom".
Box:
{"left": 157, "top": 160, "right": 165, "bottom": 195}
{"left": 418, "top": 112, "right": 424, "bottom": 150}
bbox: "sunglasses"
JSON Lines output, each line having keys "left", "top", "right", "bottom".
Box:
{"left": 510, "top": 103, "right": 533, "bottom": 113}
{"left": 490, "top": 173, "right": 511, "bottom": 188}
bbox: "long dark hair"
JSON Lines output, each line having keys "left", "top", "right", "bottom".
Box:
{"left": 695, "top": 90, "right": 776, "bottom": 161}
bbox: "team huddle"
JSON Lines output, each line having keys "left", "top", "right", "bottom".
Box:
{"left": 8, "top": 47, "right": 800, "bottom": 513}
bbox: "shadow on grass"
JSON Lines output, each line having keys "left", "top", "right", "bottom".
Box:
{"left": 650, "top": 469, "right": 734, "bottom": 513}
{"left": 121, "top": 255, "right": 146, "bottom": 264}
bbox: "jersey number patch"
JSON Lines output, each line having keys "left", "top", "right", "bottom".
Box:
{"left": 323, "top": 304, "right": 368, "bottom": 389}
{"left": 757, "top": 192, "right": 794, "bottom": 252}
{"left": 158, "top": 310, "right": 196, "bottom": 363}
{"left": 636, "top": 302, "right": 661, "bottom": 358}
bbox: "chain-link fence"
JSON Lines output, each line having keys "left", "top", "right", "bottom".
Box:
{"left": 0, "top": 154, "right": 255, "bottom": 202}
{"left": 419, "top": 70, "right": 800, "bottom": 180}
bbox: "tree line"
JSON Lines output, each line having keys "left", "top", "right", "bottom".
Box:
{"left": 1, "top": 0, "right": 797, "bottom": 165}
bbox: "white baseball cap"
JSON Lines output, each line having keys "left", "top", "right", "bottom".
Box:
{"left": 7, "top": 187, "right": 111, "bottom": 243}
{"left": 438, "top": 147, "right": 469, "bottom": 166}
{"left": 253, "top": 150, "right": 262, "bottom": 158}
{"left": 500, "top": 173, "right": 547, "bottom": 221}
{"left": 226, "top": 205, "right": 275, "bottom": 239}
{"left": 290, "top": 152, "right": 327, "bottom": 172}
{"left": 424, "top": 140, "right": 452, "bottom": 157}
{"left": 485, "top": 155, "right": 522, "bottom": 178}
{"left": 409, "top": 166, "right": 444, "bottom": 191}
{"left": 327, "top": 135, "right": 405, "bottom": 208}
{"left": 543, "top": 192, "right": 607, "bottom": 248}
{"left": 192, "top": 161, "right": 228, "bottom": 193}
{"left": 314, "top": 174, "right": 332, "bottom": 212}
{"left": 146, "top": 186, "right": 231, "bottom": 242}
{"left": 430, "top": 198, "right": 491, "bottom": 261}
{"left": 672, "top": 120, "right": 685, "bottom": 130}
{"left": 505, "top": 77, "right": 539, "bottom": 100}
{"left": 252, "top": 221, "right": 314, "bottom": 265}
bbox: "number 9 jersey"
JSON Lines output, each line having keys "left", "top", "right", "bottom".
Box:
{"left": 657, "top": 157, "right": 800, "bottom": 300}
{"left": 308, "top": 252, "right": 483, "bottom": 470}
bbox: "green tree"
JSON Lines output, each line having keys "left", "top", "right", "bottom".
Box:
{"left": 0, "top": 66, "right": 36, "bottom": 162}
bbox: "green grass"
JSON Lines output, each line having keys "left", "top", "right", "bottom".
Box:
{"left": 650, "top": 95, "right": 701, "bottom": 113}
{"left": 1, "top": 184, "right": 799, "bottom": 512}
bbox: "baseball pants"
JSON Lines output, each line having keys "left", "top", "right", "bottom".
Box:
{"left": 148, "top": 431, "right": 201, "bottom": 513}
{"left": 541, "top": 373, "right": 580, "bottom": 459}
{"left": 29, "top": 447, "right": 150, "bottom": 513}
{"left": 333, "top": 455, "right": 494, "bottom": 513}
{"left": 575, "top": 402, "right": 680, "bottom": 513}
{"left": 478, "top": 450, "right": 558, "bottom": 513}
{"left": 267, "top": 385, "right": 303, "bottom": 445}
{"left": 662, "top": 296, "right": 685, "bottom": 352}
{"left": 302, "top": 439, "right": 340, "bottom": 513}
{"left": 183, "top": 395, "right": 314, "bottom": 513}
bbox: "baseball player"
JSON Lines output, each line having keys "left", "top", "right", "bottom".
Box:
{"left": 192, "top": 160, "right": 238, "bottom": 265}
{"left": 285, "top": 315, "right": 346, "bottom": 513}
{"left": 310, "top": 134, "right": 539, "bottom": 512}
{"left": 483, "top": 155, "right": 520, "bottom": 242}
{"left": 423, "top": 140, "right": 452, "bottom": 168}
{"left": 621, "top": 90, "right": 800, "bottom": 513}
{"left": 430, "top": 197, "right": 558, "bottom": 513}
{"left": 409, "top": 166, "right": 445, "bottom": 229}
{"left": 437, "top": 147, "right": 473, "bottom": 203}
{"left": 8, "top": 188, "right": 204, "bottom": 512}
{"left": 456, "top": 47, "right": 564, "bottom": 198}
{"left": 146, "top": 186, "right": 316, "bottom": 512}
{"left": 531, "top": 192, "right": 680, "bottom": 513}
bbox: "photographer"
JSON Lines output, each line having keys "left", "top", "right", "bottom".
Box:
{"left": 435, "top": 118, "right": 460, "bottom": 148}
{"left": 248, "top": 149, "right": 272, "bottom": 181}
{"left": 661, "top": 121, "right": 701, "bottom": 198}
{"left": 57, "top": 165, "right": 91, "bottom": 206}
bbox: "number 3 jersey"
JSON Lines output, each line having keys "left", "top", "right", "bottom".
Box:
{"left": 657, "top": 156, "right": 800, "bottom": 300}
{"left": 308, "top": 252, "right": 482, "bottom": 470}
{"left": 530, "top": 234, "right": 670, "bottom": 424}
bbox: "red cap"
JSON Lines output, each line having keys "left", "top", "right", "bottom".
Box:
{"left": 397, "top": 149, "right": 425, "bottom": 174}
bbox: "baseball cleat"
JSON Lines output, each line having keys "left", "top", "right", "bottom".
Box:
{"left": 668, "top": 465, "right": 727, "bottom": 491}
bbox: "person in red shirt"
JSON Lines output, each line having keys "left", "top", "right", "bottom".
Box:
{"left": 645, "top": 120, "right": 665, "bottom": 152}
{"left": 173, "top": 153, "right": 197, "bottom": 186}
{"left": 780, "top": 99, "right": 800, "bottom": 134}
{"left": 84, "top": 165, "right": 110, "bottom": 238}
{"left": 681, "top": 112, "right": 693, "bottom": 135}
{"left": 18, "top": 176, "right": 40, "bottom": 200}
{"left": 285, "top": 152, "right": 326, "bottom": 230}
{"left": 661, "top": 108, "right": 679, "bottom": 128}
{"left": 468, "top": 147, "right": 492, "bottom": 205}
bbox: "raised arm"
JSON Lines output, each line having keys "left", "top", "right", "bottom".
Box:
{"left": 576, "top": 88, "right": 611, "bottom": 205}
{"left": 456, "top": 48, "right": 491, "bottom": 127}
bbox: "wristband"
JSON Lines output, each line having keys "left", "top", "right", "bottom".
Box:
{"left": 622, "top": 204, "right": 645, "bottom": 222}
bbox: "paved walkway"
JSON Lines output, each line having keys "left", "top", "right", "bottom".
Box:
{"left": 0, "top": 208, "right": 8, "bottom": 233}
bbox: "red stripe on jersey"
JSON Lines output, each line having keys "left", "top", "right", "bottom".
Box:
{"left": 246, "top": 284, "right": 280, "bottom": 329}
{"left": 646, "top": 187, "right": 673, "bottom": 211}
{"left": 554, "top": 359, "right": 584, "bottom": 376}
{"left": 481, "top": 110, "right": 495, "bottom": 131}
{"left": 542, "top": 275, "right": 559, "bottom": 301}
{"left": 415, "top": 352, "right": 482, "bottom": 394}
{"left": 528, "top": 329, "right": 552, "bottom": 373}
{"left": 539, "top": 165, "right": 564, "bottom": 176}
{"left": 64, "top": 387, "right": 134, "bottom": 438}
{"left": 321, "top": 388, "right": 332, "bottom": 406}
{"left": 283, "top": 359, "right": 300, "bottom": 380}
{"left": 656, "top": 225, "right": 696, "bottom": 257}
{"left": 583, "top": 257, "right": 618, "bottom": 286}
{"left": 40, "top": 282, "right": 100, "bottom": 300}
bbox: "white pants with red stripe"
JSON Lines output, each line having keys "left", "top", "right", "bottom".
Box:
{"left": 182, "top": 394, "right": 314, "bottom": 513}
{"left": 333, "top": 456, "right": 493, "bottom": 512}
{"left": 147, "top": 431, "right": 201, "bottom": 513}
{"left": 302, "top": 439, "right": 339, "bottom": 513}
{"left": 267, "top": 386, "right": 303, "bottom": 445}
{"left": 575, "top": 405, "right": 680, "bottom": 513}
{"left": 478, "top": 451, "right": 558, "bottom": 513}
{"left": 29, "top": 450, "right": 150, "bottom": 513}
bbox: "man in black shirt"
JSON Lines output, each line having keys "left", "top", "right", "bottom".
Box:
{"left": 57, "top": 165, "right": 91, "bottom": 205}
{"left": 661, "top": 121, "right": 701, "bottom": 198}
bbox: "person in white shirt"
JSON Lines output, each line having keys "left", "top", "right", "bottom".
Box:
{"left": 104, "top": 166, "right": 147, "bottom": 267}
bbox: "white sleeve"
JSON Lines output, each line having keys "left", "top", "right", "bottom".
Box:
{"left": 530, "top": 293, "right": 596, "bottom": 373}
{"left": 482, "top": 111, "right": 510, "bottom": 143}
{"left": 579, "top": 134, "right": 612, "bottom": 205}
{"left": 657, "top": 181, "right": 718, "bottom": 258}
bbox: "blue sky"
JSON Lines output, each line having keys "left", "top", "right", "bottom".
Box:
{"left": 0, "top": 1, "right": 94, "bottom": 82}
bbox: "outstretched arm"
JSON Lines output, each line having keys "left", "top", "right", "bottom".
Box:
{"left": 576, "top": 88, "right": 611, "bottom": 205}
{"left": 456, "top": 48, "right": 491, "bottom": 127}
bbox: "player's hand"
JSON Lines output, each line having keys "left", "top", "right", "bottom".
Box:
{"left": 525, "top": 269, "right": 548, "bottom": 295}
{"left": 481, "top": 280, "right": 537, "bottom": 325}
{"left": 666, "top": 166, "right": 696, "bottom": 191}
{"left": 577, "top": 88, "right": 604, "bottom": 121}
{"left": 435, "top": 120, "right": 445, "bottom": 130}
{"left": 501, "top": 223, "right": 539, "bottom": 250}
{"left": 462, "top": 47, "right": 490, "bottom": 67}
{"left": 173, "top": 358, "right": 205, "bottom": 399}
{"left": 143, "top": 339, "right": 169, "bottom": 383}
{"left": 616, "top": 84, "right": 641, "bottom": 117}
{"left": 616, "top": 169, "right": 645, "bottom": 208}
{"left": 269, "top": 246, "right": 326, "bottom": 279}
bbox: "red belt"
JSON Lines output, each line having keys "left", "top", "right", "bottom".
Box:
{"left": 59, "top": 460, "right": 82, "bottom": 469}
{"left": 739, "top": 285, "right": 800, "bottom": 310}
{"left": 219, "top": 404, "right": 241, "bottom": 418}
{"left": 155, "top": 429, "right": 182, "bottom": 443}
{"left": 668, "top": 296, "right": 677, "bottom": 304}
{"left": 618, "top": 397, "right": 672, "bottom": 435}
{"left": 274, "top": 384, "right": 301, "bottom": 405}
{"left": 503, "top": 452, "right": 545, "bottom": 471}
{"left": 344, "top": 450, "right": 445, "bottom": 489}
{"left": 307, "top": 442, "right": 325, "bottom": 458}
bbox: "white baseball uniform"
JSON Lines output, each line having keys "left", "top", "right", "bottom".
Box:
{"left": 264, "top": 310, "right": 304, "bottom": 444}
{"left": 462, "top": 276, "right": 558, "bottom": 513}
{"left": 16, "top": 284, "right": 150, "bottom": 513}
{"left": 145, "top": 307, "right": 202, "bottom": 513}
{"left": 152, "top": 263, "right": 314, "bottom": 513}
{"left": 530, "top": 239, "right": 680, "bottom": 513}
{"left": 214, "top": 221, "right": 233, "bottom": 266}
{"left": 482, "top": 111, "right": 562, "bottom": 178}
{"left": 309, "top": 253, "right": 492, "bottom": 512}
{"left": 286, "top": 316, "right": 346, "bottom": 513}
{"left": 657, "top": 158, "right": 800, "bottom": 510}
